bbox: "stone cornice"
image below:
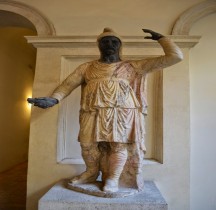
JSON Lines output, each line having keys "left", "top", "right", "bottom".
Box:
{"left": 25, "top": 35, "right": 201, "bottom": 48}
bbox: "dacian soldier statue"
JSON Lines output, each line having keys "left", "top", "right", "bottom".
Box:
{"left": 28, "top": 28, "right": 183, "bottom": 195}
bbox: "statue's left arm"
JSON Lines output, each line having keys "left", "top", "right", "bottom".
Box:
{"left": 130, "top": 29, "right": 183, "bottom": 74}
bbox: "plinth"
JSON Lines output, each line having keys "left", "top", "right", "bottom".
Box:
{"left": 39, "top": 180, "right": 168, "bottom": 210}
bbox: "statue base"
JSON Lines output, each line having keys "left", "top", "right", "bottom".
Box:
{"left": 39, "top": 179, "right": 168, "bottom": 210}
{"left": 67, "top": 181, "right": 140, "bottom": 198}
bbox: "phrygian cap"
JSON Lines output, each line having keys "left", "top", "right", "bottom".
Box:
{"left": 97, "top": 27, "right": 122, "bottom": 43}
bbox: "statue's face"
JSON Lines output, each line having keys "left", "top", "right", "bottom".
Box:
{"left": 98, "top": 36, "right": 121, "bottom": 56}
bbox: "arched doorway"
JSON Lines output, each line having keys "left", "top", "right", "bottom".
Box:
{"left": 0, "top": 10, "right": 37, "bottom": 171}
{"left": 0, "top": 10, "right": 37, "bottom": 210}
{"left": 0, "top": 1, "right": 55, "bottom": 209}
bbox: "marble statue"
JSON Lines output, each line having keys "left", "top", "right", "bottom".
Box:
{"left": 28, "top": 28, "right": 183, "bottom": 196}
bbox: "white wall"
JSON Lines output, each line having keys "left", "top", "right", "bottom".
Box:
{"left": 190, "top": 13, "right": 216, "bottom": 210}
{"left": 17, "top": 0, "right": 203, "bottom": 36}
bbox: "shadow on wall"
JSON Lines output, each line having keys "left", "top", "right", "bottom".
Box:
{"left": 0, "top": 10, "right": 37, "bottom": 172}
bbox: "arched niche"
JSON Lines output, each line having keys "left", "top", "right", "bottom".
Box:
{"left": 0, "top": 10, "right": 36, "bottom": 32}
{"left": 172, "top": 0, "right": 216, "bottom": 35}
{"left": 0, "top": 0, "right": 55, "bottom": 35}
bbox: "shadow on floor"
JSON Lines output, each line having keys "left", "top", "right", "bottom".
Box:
{"left": 0, "top": 162, "right": 27, "bottom": 210}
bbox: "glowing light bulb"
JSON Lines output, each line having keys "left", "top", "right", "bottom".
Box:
{"left": 27, "top": 94, "right": 33, "bottom": 110}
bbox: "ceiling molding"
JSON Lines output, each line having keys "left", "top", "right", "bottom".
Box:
{"left": 172, "top": 0, "right": 216, "bottom": 35}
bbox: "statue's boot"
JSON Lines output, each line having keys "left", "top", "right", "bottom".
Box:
{"left": 103, "top": 143, "right": 128, "bottom": 193}
{"left": 69, "top": 143, "right": 100, "bottom": 184}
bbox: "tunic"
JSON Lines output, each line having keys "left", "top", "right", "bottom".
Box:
{"left": 51, "top": 37, "right": 183, "bottom": 152}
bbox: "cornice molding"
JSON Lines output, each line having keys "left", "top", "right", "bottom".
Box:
{"left": 26, "top": 35, "right": 201, "bottom": 48}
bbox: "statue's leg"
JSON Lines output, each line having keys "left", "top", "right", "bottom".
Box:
{"left": 69, "top": 142, "right": 100, "bottom": 184}
{"left": 103, "top": 143, "right": 128, "bottom": 192}
{"left": 98, "top": 142, "right": 110, "bottom": 183}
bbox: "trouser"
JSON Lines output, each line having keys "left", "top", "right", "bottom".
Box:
{"left": 80, "top": 142, "right": 101, "bottom": 178}
{"left": 80, "top": 142, "right": 128, "bottom": 185}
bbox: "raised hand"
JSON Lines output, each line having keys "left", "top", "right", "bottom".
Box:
{"left": 142, "top": 29, "right": 164, "bottom": 41}
{"left": 27, "top": 97, "right": 58, "bottom": 109}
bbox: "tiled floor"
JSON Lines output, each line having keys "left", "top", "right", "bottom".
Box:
{"left": 0, "top": 162, "right": 27, "bottom": 210}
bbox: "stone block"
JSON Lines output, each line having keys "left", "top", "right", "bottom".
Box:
{"left": 39, "top": 180, "right": 168, "bottom": 210}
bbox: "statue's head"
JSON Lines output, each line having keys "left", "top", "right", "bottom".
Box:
{"left": 97, "top": 28, "right": 122, "bottom": 58}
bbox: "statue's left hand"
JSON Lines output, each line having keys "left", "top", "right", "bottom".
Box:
{"left": 27, "top": 97, "right": 59, "bottom": 109}
{"left": 142, "top": 29, "right": 164, "bottom": 40}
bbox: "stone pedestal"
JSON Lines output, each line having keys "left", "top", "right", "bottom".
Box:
{"left": 39, "top": 180, "right": 168, "bottom": 210}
